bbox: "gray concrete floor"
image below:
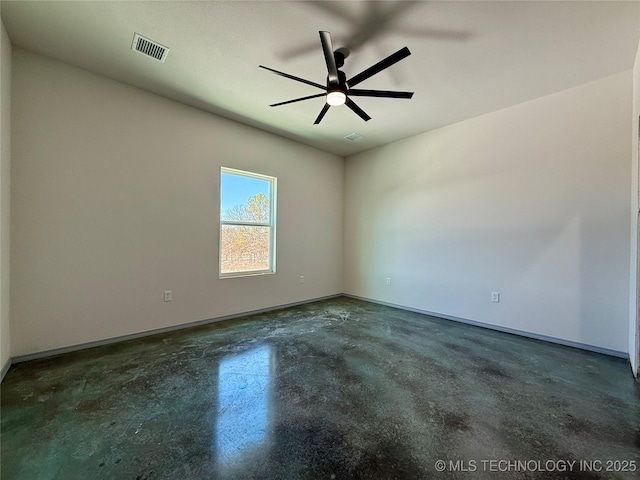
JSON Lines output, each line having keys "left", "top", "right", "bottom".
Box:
{"left": 1, "top": 296, "right": 639, "bottom": 479}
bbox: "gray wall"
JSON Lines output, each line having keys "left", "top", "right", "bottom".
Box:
{"left": 344, "top": 71, "right": 632, "bottom": 355}
{"left": 630, "top": 41, "right": 640, "bottom": 376}
{"left": 11, "top": 50, "right": 343, "bottom": 357}
{"left": 7, "top": 47, "right": 637, "bottom": 364}
{"left": 1, "top": 18, "right": 11, "bottom": 373}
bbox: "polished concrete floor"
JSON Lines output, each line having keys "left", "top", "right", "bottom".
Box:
{"left": 1, "top": 296, "right": 639, "bottom": 479}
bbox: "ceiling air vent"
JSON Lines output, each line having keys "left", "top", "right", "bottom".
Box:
{"left": 131, "top": 33, "right": 169, "bottom": 63}
{"left": 344, "top": 133, "right": 364, "bottom": 142}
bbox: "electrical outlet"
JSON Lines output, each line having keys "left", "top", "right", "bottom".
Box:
{"left": 164, "top": 290, "right": 172, "bottom": 302}
{"left": 386, "top": 277, "right": 391, "bottom": 286}
{"left": 491, "top": 292, "right": 500, "bottom": 303}
{"left": 300, "top": 275, "right": 304, "bottom": 284}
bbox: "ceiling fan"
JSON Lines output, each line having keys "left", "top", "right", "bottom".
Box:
{"left": 259, "top": 31, "right": 414, "bottom": 125}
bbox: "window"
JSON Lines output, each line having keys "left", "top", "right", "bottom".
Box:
{"left": 220, "top": 167, "right": 276, "bottom": 277}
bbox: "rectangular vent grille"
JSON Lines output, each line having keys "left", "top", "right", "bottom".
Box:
{"left": 132, "top": 33, "right": 169, "bottom": 62}
{"left": 344, "top": 133, "right": 364, "bottom": 142}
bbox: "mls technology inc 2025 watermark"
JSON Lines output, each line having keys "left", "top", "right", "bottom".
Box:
{"left": 434, "top": 459, "right": 637, "bottom": 474}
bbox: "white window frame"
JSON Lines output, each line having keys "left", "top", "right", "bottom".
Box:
{"left": 219, "top": 167, "right": 277, "bottom": 278}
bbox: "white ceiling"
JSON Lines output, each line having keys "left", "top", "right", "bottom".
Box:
{"left": 2, "top": 1, "right": 639, "bottom": 156}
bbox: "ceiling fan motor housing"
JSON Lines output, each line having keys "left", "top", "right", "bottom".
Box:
{"left": 328, "top": 70, "right": 349, "bottom": 93}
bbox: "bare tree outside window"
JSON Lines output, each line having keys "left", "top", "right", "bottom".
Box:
{"left": 220, "top": 169, "right": 276, "bottom": 276}
{"left": 221, "top": 194, "right": 270, "bottom": 273}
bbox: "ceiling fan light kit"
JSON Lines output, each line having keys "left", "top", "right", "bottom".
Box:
{"left": 327, "top": 90, "right": 346, "bottom": 106}
{"left": 260, "top": 31, "right": 414, "bottom": 124}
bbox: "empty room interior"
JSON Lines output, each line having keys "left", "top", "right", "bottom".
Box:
{"left": 1, "top": 1, "right": 640, "bottom": 479}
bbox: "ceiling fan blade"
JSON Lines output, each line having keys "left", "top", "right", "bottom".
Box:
{"left": 313, "top": 103, "right": 331, "bottom": 125}
{"left": 345, "top": 1, "right": 417, "bottom": 51}
{"left": 319, "top": 31, "right": 339, "bottom": 87}
{"left": 348, "top": 89, "right": 414, "bottom": 99}
{"left": 347, "top": 47, "right": 411, "bottom": 87}
{"left": 270, "top": 93, "right": 326, "bottom": 107}
{"left": 345, "top": 97, "right": 371, "bottom": 122}
{"left": 259, "top": 65, "right": 325, "bottom": 90}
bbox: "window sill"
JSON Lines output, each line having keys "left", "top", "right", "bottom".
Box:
{"left": 219, "top": 270, "right": 275, "bottom": 279}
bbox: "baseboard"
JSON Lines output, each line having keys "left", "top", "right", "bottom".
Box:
{"left": 6, "top": 292, "right": 630, "bottom": 370}
{"left": 11, "top": 294, "right": 342, "bottom": 365}
{"left": 343, "top": 294, "right": 629, "bottom": 359}
{"left": 1, "top": 357, "right": 11, "bottom": 382}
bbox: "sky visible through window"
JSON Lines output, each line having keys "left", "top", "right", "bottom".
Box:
{"left": 221, "top": 173, "right": 270, "bottom": 214}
